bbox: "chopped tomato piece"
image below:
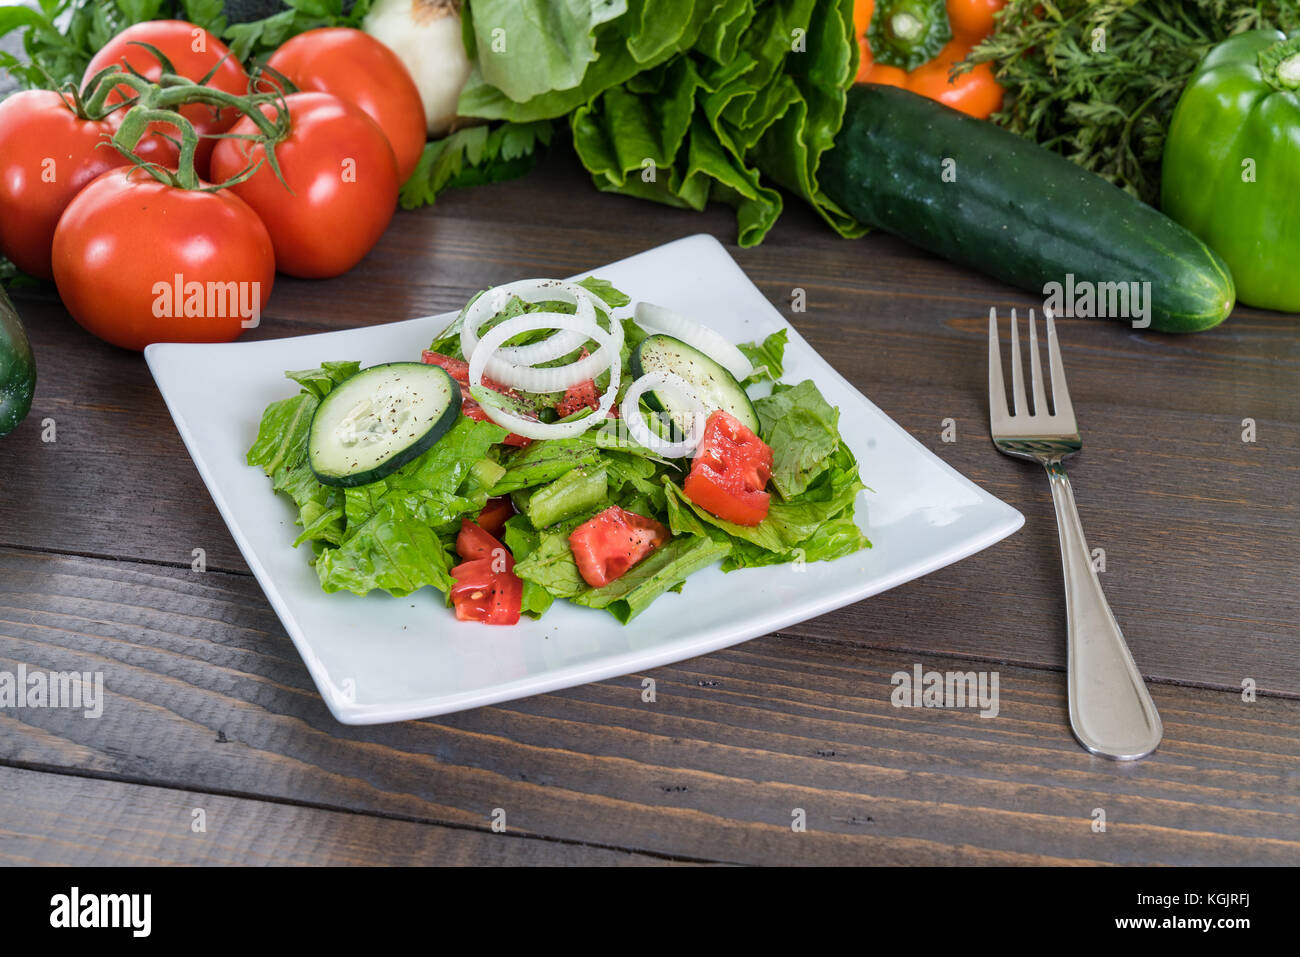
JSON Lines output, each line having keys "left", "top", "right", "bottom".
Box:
{"left": 420, "top": 350, "right": 515, "bottom": 395}
{"left": 456, "top": 518, "right": 513, "bottom": 570}
{"left": 449, "top": 557, "right": 522, "bottom": 625}
{"left": 683, "top": 410, "right": 773, "bottom": 526}
{"left": 422, "top": 349, "right": 533, "bottom": 446}
{"left": 568, "top": 506, "right": 670, "bottom": 588}
{"left": 555, "top": 348, "right": 600, "bottom": 418}
{"left": 556, "top": 377, "right": 599, "bottom": 417}
{"left": 476, "top": 496, "right": 515, "bottom": 537}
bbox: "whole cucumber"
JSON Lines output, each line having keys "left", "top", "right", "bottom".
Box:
{"left": 1, "top": 285, "right": 36, "bottom": 437}
{"left": 820, "top": 85, "right": 1235, "bottom": 333}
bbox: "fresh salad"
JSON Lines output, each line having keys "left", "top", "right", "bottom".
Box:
{"left": 246, "top": 277, "right": 870, "bottom": 625}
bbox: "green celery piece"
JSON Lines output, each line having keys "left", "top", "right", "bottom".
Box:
{"left": 571, "top": 534, "right": 732, "bottom": 623}
{"left": 492, "top": 438, "right": 603, "bottom": 494}
{"left": 525, "top": 466, "right": 609, "bottom": 529}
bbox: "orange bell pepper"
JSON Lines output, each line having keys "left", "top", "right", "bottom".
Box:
{"left": 854, "top": 0, "right": 1005, "bottom": 119}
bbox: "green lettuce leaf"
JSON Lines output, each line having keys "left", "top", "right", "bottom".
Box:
{"left": 738, "top": 328, "right": 788, "bottom": 385}
{"left": 315, "top": 495, "right": 457, "bottom": 597}
{"left": 754, "top": 378, "right": 839, "bottom": 498}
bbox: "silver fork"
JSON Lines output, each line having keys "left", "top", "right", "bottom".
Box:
{"left": 988, "top": 307, "right": 1162, "bottom": 760}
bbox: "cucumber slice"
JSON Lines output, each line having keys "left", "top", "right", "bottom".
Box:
{"left": 630, "top": 334, "right": 759, "bottom": 434}
{"left": 308, "top": 362, "right": 461, "bottom": 487}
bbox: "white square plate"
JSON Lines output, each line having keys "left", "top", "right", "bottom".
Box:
{"left": 146, "top": 234, "right": 1023, "bottom": 724}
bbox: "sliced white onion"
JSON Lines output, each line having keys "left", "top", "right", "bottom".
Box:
{"left": 468, "top": 309, "right": 623, "bottom": 394}
{"left": 461, "top": 279, "right": 598, "bottom": 373}
{"left": 619, "top": 371, "right": 708, "bottom": 458}
{"left": 634, "top": 301, "right": 754, "bottom": 382}
{"left": 469, "top": 313, "right": 620, "bottom": 440}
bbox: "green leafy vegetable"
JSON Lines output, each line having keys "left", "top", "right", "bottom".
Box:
{"left": 960, "top": 0, "right": 1300, "bottom": 205}
{"left": 457, "top": 0, "right": 865, "bottom": 246}
{"left": 398, "top": 120, "right": 555, "bottom": 210}
{"left": 754, "top": 378, "right": 838, "bottom": 497}
{"left": 738, "top": 328, "right": 788, "bottom": 385}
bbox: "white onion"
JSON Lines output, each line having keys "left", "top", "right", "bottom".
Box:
{"left": 634, "top": 302, "right": 755, "bottom": 382}
{"left": 468, "top": 313, "right": 620, "bottom": 440}
{"left": 461, "top": 279, "right": 599, "bottom": 379}
{"left": 363, "top": 0, "right": 472, "bottom": 137}
{"left": 468, "top": 309, "right": 623, "bottom": 394}
{"left": 619, "top": 371, "right": 708, "bottom": 458}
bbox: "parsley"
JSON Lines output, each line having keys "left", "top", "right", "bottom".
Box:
{"left": 0, "top": 0, "right": 370, "bottom": 91}
{"left": 961, "top": 1, "right": 1300, "bottom": 205}
{"left": 399, "top": 120, "right": 555, "bottom": 210}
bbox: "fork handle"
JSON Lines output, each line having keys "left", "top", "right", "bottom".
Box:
{"left": 1045, "top": 461, "right": 1163, "bottom": 760}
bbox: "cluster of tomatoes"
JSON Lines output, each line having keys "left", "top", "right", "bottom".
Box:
{"left": 0, "top": 20, "right": 426, "bottom": 351}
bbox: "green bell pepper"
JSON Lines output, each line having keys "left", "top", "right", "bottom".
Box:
{"left": 1162, "top": 30, "right": 1300, "bottom": 313}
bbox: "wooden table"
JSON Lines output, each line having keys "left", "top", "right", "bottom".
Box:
{"left": 2, "top": 82, "right": 1298, "bottom": 863}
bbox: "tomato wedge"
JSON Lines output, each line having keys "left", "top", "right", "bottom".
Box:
{"left": 421, "top": 350, "right": 532, "bottom": 447}
{"left": 450, "top": 521, "right": 521, "bottom": 624}
{"left": 682, "top": 410, "right": 774, "bottom": 526}
{"left": 569, "top": 506, "right": 670, "bottom": 588}
{"left": 449, "top": 558, "right": 522, "bottom": 625}
{"left": 456, "top": 519, "right": 513, "bottom": 569}
{"left": 476, "top": 497, "right": 515, "bottom": 537}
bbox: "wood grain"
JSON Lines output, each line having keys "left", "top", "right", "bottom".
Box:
{"left": 0, "top": 765, "right": 684, "bottom": 865}
{"left": 2, "top": 548, "right": 1297, "bottom": 865}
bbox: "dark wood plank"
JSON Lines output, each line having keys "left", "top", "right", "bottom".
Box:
{"left": 0, "top": 765, "right": 685, "bottom": 865}
{"left": 2, "top": 548, "right": 1297, "bottom": 865}
{"left": 1, "top": 145, "right": 1296, "bottom": 692}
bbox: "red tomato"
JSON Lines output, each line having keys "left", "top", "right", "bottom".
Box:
{"left": 83, "top": 20, "right": 249, "bottom": 178}
{"left": 266, "top": 28, "right": 426, "bottom": 182}
{"left": 568, "top": 506, "right": 670, "bottom": 588}
{"left": 0, "top": 91, "right": 130, "bottom": 279}
{"left": 449, "top": 558, "right": 522, "bottom": 625}
{"left": 421, "top": 350, "right": 533, "bottom": 447}
{"left": 682, "top": 411, "right": 774, "bottom": 526}
{"left": 420, "top": 350, "right": 516, "bottom": 395}
{"left": 209, "top": 92, "right": 398, "bottom": 279}
{"left": 476, "top": 497, "right": 515, "bottom": 538}
{"left": 52, "top": 167, "right": 275, "bottom": 351}
{"left": 456, "top": 519, "right": 513, "bottom": 568}
{"left": 555, "top": 349, "right": 600, "bottom": 417}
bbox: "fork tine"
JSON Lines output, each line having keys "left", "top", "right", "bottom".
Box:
{"left": 987, "top": 307, "right": 1009, "bottom": 424}
{"left": 1045, "top": 307, "right": 1076, "bottom": 425}
{"left": 1028, "top": 309, "right": 1048, "bottom": 417}
{"left": 1009, "top": 308, "right": 1028, "bottom": 416}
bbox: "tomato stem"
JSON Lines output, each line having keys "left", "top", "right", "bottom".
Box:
{"left": 81, "top": 67, "right": 291, "bottom": 192}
